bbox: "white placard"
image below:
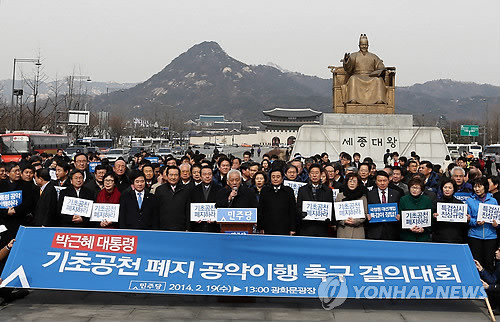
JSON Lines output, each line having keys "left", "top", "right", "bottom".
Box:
{"left": 332, "top": 189, "right": 340, "bottom": 200}
{"left": 437, "top": 202, "right": 468, "bottom": 223}
{"left": 61, "top": 196, "right": 93, "bottom": 218}
{"left": 284, "top": 180, "right": 306, "bottom": 199}
{"left": 190, "top": 203, "right": 217, "bottom": 221}
{"left": 302, "top": 201, "right": 332, "bottom": 221}
{"left": 90, "top": 203, "right": 120, "bottom": 222}
{"left": 477, "top": 203, "right": 500, "bottom": 224}
{"left": 49, "top": 169, "right": 57, "bottom": 181}
{"left": 402, "top": 209, "right": 432, "bottom": 229}
{"left": 334, "top": 200, "right": 366, "bottom": 221}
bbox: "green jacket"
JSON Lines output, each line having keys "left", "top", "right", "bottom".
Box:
{"left": 399, "top": 194, "right": 433, "bottom": 242}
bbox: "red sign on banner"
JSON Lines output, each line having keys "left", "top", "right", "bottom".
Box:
{"left": 51, "top": 233, "right": 137, "bottom": 254}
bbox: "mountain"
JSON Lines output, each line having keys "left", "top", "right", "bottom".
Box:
{"left": 91, "top": 41, "right": 332, "bottom": 121}
{"left": 2, "top": 41, "right": 498, "bottom": 125}
{"left": 90, "top": 41, "right": 498, "bottom": 124}
{"left": 0, "top": 79, "right": 135, "bottom": 103}
{"left": 399, "top": 79, "right": 500, "bottom": 99}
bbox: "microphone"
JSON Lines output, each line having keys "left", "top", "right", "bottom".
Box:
{"left": 229, "top": 186, "right": 238, "bottom": 207}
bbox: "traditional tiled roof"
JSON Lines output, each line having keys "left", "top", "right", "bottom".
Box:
{"left": 262, "top": 108, "right": 322, "bottom": 118}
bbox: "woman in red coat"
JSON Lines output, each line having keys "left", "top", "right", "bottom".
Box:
{"left": 97, "top": 172, "right": 121, "bottom": 228}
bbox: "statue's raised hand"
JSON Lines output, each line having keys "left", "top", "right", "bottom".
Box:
{"left": 343, "top": 52, "right": 350, "bottom": 62}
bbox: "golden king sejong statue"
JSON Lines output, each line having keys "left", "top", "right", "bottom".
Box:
{"left": 330, "top": 34, "right": 395, "bottom": 114}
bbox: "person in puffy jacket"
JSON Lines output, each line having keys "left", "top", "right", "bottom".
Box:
{"left": 467, "top": 177, "right": 499, "bottom": 273}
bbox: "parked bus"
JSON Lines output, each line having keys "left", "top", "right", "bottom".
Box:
{"left": 0, "top": 131, "right": 70, "bottom": 162}
{"left": 75, "top": 137, "right": 113, "bottom": 152}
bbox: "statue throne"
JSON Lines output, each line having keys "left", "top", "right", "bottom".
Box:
{"left": 328, "top": 65, "right": 396, "bottom": 114}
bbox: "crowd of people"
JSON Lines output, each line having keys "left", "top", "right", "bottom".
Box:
{"left": 0, "top": 146, "right": 500, "bottom": 306}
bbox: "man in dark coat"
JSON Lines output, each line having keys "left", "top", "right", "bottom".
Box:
{"left": 212, "top": 157, "right": 231, "bottom": 188}
{"left": 155, "top": 166, "right": 190, "bottom": 231}
{"left": 359, "top": 163, "right": 375, "bottom": 190}
{"left": 57, "top": 169, "right": 94, "bottom": 228}
{"left": 83, "top": 164, "right": 107, "bottom": 200}
{"left": 419, "top": 160, "right": 440, "bottom": 194}
{"left": 258, "top": 168, "right": 296, "bottom": 235}
{"left": 189, "top": 165, "right": 222, "bottom": 232}
{"left": 33, "top": 168, "right": 58, "bottom": 227}
{"left": 118, "top": 171, "right": 158, "bottom": 230}
{"left": 366, "top": 170, "right": 402, "bottom": 240}
{"left": 0, "top": 162, "right": 36, "bottom": 242}
{"left": 296, "top": 164, "right": 334, "bottom": 237}
{"left": 113, "top": 159, "right": 130, "bottom": 192}
{"left": 74, "top": 153, "right": 94, "bottom": 184}
{"left": 215, "top": 169, "right": 258, "bottom": 209}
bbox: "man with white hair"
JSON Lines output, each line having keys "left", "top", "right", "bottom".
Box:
{"left": 451, "top": 166, "right": 473, "bottom": 193}
{"left": 215, "top": 169, "right": 258, "bottom": 208}
{"left": 179, "top": 163, "right": 193, "bottom": 189}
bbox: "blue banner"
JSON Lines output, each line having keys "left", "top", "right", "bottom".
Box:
{"left": 454, "top": 192, "right": 472, "bottom": 203}
{"left": 145, "top": 157, "right": 159, "bottom": 164}
{"left": 368, "top": 203, "right": 398, "bottom": 223}
{"left": 89, "top": 162, "right": 101, "bottom": 173}
{"left": 216, "top": 208, "right": 257, "bottom": 223}
{"left": 0, "top": 190, "right": 23, "bottom": 209}
{"left": 0, "top": 227, "right": 484, "bottom": 299}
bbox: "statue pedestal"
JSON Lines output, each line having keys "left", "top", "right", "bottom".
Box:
{"left": 320, "top": 114, "right": 412, "bottom": 127}
{"left": 292, "top": 113, "right": 448, "bottom": 167}
{"left": 334, "top": 104, "right": 395, "bottom": 114}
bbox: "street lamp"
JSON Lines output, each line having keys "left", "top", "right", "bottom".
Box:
{"left": 481, "top": 98, "right": 488, "bottom": 147}
{"left": 11, "top": 58, "right": 41, "bottom": 130}
{"left": 64, "top": 75, "right": 91, "bottom": 139}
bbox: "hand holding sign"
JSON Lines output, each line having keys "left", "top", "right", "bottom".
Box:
{"left": 61, "top": 197, "right": 94, "bottom": 218}
{"left": 91, "top": 204, "right": 120, "bottom": 222}
{"left": 436, "top": 203, "right": 468, "bottom": 223}
{"left": 334, "top": 200, "right": 365, "bottom": 221}
{"left": 0, "top": 190, "right": 23, "bottom": 209}
{"left": 410, "top": 226, "right": 424, "bottom": 233}
{"left": 368, "top": 203, "right": 398, "bottom": 223}
{"left": 72, "top": 215, "right": 83, "bottom": 224}
{"left": 190, "top": 203, "right": 216, "bottom": 222}
{"left": 402, "top": 209, "right": 431, "bottom": 229}
{"left": 302, "top": 201, "right": 332, "bottom": 221}
{"left": 477, "top": 204, "right": 500, "bottom": 224}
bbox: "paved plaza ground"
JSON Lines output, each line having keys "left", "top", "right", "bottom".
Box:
{"left": 0, "top": 289, "right": 493, "bottom": 321}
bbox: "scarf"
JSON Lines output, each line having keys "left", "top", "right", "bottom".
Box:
{"left": 342, "top": 185, "right": 364, "bottom": 201}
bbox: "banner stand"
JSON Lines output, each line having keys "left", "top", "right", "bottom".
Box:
{"left": 485, "top": 298, "right": 496, "bottom": 322}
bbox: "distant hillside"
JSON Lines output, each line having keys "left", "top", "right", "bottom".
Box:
{"left": 2, "top": 41, "right": 498, "bottom": 124}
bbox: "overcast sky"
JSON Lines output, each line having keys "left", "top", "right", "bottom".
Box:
{"left": 1, "top": 0, "right": 499, "bottom": 86}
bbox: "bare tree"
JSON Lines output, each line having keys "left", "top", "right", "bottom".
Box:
{"left": 0, "top": 82, "right": 9, "bottom": 131}
{"left": 21, "top": 62, "right": 49, "bottom": 130}
{"left": 46, "top": 76, "right": 66, "bottom": 133}
{"left": 109, "top": 114, "right": 126, "bottom": 143}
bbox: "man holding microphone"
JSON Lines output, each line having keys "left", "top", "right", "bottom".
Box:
{"left": 216, "top": 169, "right": 258, "bottom": 209}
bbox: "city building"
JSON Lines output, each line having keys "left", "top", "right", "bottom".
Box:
{"left": 261, "top": 107, "right": 322, "bottom": 145}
